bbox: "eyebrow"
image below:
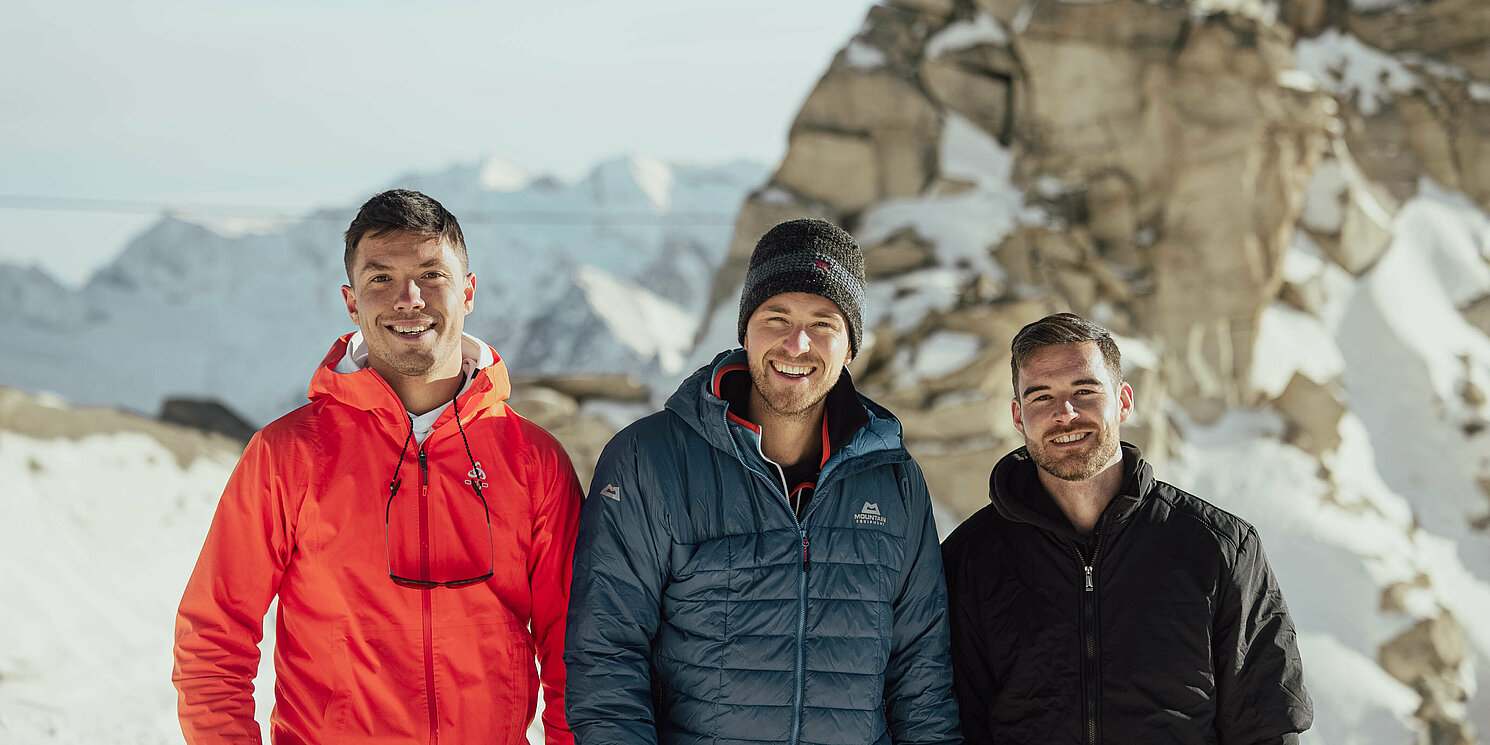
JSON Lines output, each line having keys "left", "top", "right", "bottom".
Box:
{"left": 359, "top": 259, "right": 445, "bottom": 275}
{"left": 1020, "top": 378, "right": 1106, "bottom": 399}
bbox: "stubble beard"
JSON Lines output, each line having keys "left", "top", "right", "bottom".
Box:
{"left": 748, "top": 356, "right": 841, "bottom": 422}
{"left": 1028, "top": 424, "right": 1121, "bottom": 482}
{"left": 370, "top": 315, "right": 461, "bottom": 379}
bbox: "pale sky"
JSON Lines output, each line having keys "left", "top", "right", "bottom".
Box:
{"left": 1, "top": 0, "right": 875, "bottom": 286}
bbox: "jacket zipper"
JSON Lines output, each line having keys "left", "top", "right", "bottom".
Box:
{"left": 748, "top": 431, "right": 809, "bottom": 745}
{"left": 418, "top": 448, "right": 438, "bottom": 745}
{"left": 1071, "top": 514, "right": 1109, "bottom": 745}
{"left": 769, "top": 458, "right": 809, "bottom": 745}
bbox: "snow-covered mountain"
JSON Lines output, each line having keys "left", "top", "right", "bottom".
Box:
{"left": 0, "top": 155, "right": 765, "bottom": 425}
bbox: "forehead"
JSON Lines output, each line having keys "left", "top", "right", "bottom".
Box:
{"left": 749, "top": 292, "right": 844, "bottom": 320}
{"left": 352, "top": 231, "right": 459, "bottom": 270}
{"left": 1017, "top": 342, "right": 1111, "bottom": 385}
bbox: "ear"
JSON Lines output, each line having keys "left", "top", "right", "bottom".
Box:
{"left": 1117, "top": 382, "right": 1134, "bottom": 424}
{"left": 462, "top": 273, "right": 476, "bottom": 314}
{"left": 1010, "top": 398, "right": 1025, "bottom": 435}
{"left": 341, "top": 285, "right": 359, "bottom": 324}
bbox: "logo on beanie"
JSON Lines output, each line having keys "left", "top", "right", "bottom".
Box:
{"left": 814, "top": 259, "right": 830, "bottom": 272}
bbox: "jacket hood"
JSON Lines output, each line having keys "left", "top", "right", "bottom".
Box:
{"left": 307, "top": 332, "right": 513, "bottom": 436}
{"left": 664, "top": 349, "right": 908, "bottom": 473}
{"left": 989, "top": 441, "right": 1153, "bottom": 541}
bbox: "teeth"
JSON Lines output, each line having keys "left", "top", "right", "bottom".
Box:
{"left": 391, "top": 324, "right": 431, "bottom": 334}
{"left": 773, "top": 362, "right": 812, "bottom": 376}
{"left": 1052, "top": 432, "right": 1087, "bottom": 443}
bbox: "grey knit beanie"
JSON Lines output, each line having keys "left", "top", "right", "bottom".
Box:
{"left": 737, "top": 218, "right": 866, "bottom": 354}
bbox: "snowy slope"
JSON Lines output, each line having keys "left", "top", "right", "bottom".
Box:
{"left": 0, "top": 156, "right": 764, "bottom": 425}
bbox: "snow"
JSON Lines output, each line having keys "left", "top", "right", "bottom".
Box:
{"left": 859, "top": 113, "right": 1027, "bottom": 332}
{"left": 478, "top": 155, "right": 532, "bottom": 192}
{"left": 0, "top": 427, "right": 262, "bottom": 743}
{"left": 1295, "top": 633, "right": 1419, "bottom": 745}
{"left": 841, "top": 40, "right": 887, "bottom": 69}
{"left": 895, "top": 331, "right": 983, "bottom": 384}
{"left": 1294, "top": 30, "right": 1417, "bottom": 116}
{"left": 925, "top": 12, "right": 1008, "bottom": 59}
{"left": 627, "top": 155, "right": 675, "bottom": 213}
{"left": 571, "top": 264, "right": 695, "bottom": 375}
{"left": 1250, "top": 302, "right": 1345, "bottom": 397}
{"left": 1300, "top": 157, "right": 1345, "bottom": 233}
{"left": 1170, "top": 410, "right": 1489, "bottom": 743}
{"left": 1110, "top": 332, "right": 1159, "bottom": 374}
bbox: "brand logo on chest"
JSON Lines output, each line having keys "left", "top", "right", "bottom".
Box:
{"left": 855, "top": 501, "right": 886, "bottom": 527}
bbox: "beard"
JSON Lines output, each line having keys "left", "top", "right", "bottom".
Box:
{"left": 1027, "top": 423, "right": 1121, "bottom": 482}
{"left": 748, "top": 355, "right": 842, "bottom": 421}
{"left": 366, "top": 314, "right": 462, "bottom": 379}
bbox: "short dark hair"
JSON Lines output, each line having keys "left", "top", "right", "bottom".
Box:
{"left": 343, "top": 189, "right": 467, "bottom": 281}
{"left": 1010, "top": 313, "right": 1123, "bottom": 396}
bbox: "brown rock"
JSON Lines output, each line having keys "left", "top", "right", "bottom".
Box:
{"left": 1274, "top": 373, "right": 1347, "bottom": 456}
{"left": 908, "top": 440, "right": 1019, "bottom": 519}
{"left": 1328, "top": 178, "right": 1397, "bottom": 275}
{"left": 921, "top": 43, "right": 1018, "bottom": 141}
{"left": 774, "top": 131, "right": 882, "bottom": 212}
{"left": 865, "top": 228, "right": 936, "bottom": 278}
{"left": 1460, "top": 293, "right": 1490, "bottom": 338}
{"left": 1379, "top": 614, "right": 1469, "bottom": 687}
{"left": 1018, "top": 0, "right": 1188, "bottom": 51}
{"left": 791, "top": 69, "right": 942, "bottom": 203}
{"left": 1346, "top": 0, "right": 1490, "bottom": 79}
{"left": 506, "top": 385, "right": 580, "bottom": 427}
{"left": 1398, "top": 94, "right": 1464, "bottom": 194}
{"left": 1086, "top": 171, "right": 1139, "bottom": 248}
{"left": 516, "top": 374, "right": 648, "bottom": 404}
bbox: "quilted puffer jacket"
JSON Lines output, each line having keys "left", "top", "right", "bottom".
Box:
{"left": 565, "top": 349, "right": 960, "bottom": 745}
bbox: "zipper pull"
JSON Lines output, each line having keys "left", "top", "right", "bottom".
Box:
{"left": 802, "top": 533, "right": 811, "bottom": 574}
{"left": 1084, "top": 565, "right": 1094, "bottom": 592}
{"left": 418, "top": 448, "right": 428, "bottom": 471}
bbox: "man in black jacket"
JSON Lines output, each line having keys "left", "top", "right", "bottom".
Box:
{"left": 942, "top": 312, "right": 1312, "bottom": 745}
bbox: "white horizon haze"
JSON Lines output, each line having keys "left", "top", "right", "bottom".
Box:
{"left": 1, "top": 0, "right": 876, "bottom": 286}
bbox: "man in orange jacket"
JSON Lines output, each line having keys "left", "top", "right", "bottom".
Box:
{"left": 173, "top": 189, "right": 583, "bottom": 744}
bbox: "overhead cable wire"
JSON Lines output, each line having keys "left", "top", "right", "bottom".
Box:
{"left": 0, "top": 194, "right": 739, "bottom": 226}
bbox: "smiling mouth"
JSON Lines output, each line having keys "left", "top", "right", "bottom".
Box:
{"left": 1050, "top": 432, "right": 1089, "bottom": 444}
{"left": 386, "top": 320, "right": 435, "bottom": 336}
{"left": 770, "top": 360, "right": 815, "bottom": 379}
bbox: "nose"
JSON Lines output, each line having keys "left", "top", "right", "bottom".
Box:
{"left": 781, "top": 326, "right": 811, "bottom": 357}
{"left": 393, "top": 279, "right": 424, "bottom": 311}
{"left": 1052, "top": 398, "right": 1079, "bottom": 425}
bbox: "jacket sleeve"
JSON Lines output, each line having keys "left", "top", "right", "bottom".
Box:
{"left": 943, "top": 534, "right": 996, "bottom": 745}
{"left": 884, "top": 459, "right": 962, "bottom": 745}
{"left": 172, "top": 431, "right": 299, "bottom": 744}
{"left": 528, "top": 431, "right": 586, "bottom": 745}
{"left": 564, "top": 430, "right": 670, "bottom": 745}
{"left": 1212, "top": 526, "right": 1313, "bottom": 745}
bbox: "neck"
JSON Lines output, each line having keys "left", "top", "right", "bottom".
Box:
{"left": 373, "top": 361, "right": 465, "bottom": 416}
{"left": 748, "top": 393, "right": 824, "bottom": 470}
{"left": 1036, "top": 457, "right": 1125, "bottom": 538}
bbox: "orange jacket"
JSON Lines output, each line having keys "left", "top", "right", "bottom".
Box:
{"left": 174, "top": 334, "right": 582, "bottom": 745}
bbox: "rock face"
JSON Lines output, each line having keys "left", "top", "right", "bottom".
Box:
{"left": 706, "top": 0, "right": 1490, "bottom": 741}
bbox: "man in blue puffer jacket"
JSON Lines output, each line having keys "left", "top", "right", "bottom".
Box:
{"left": 565, "top": 218, "right": 960, "bottom": 745}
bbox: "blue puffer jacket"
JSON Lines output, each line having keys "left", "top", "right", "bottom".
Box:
{"left": 566, "top": 350, "right": 960, "bottom": 745}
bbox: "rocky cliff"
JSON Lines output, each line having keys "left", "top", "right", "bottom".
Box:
{"left": 698, "top": 1, "right": 1490, "bottom": 742}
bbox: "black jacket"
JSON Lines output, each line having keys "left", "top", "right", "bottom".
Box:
{"left": 941, "top": 444, "right": 1311, "bottom": 745}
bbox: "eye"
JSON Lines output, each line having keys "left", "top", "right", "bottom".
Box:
{"left": 369, "top": 275, "right": 390, "bottom": 283}
{"left": 422, "top": 271, "right": 445, "bottom": 280}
